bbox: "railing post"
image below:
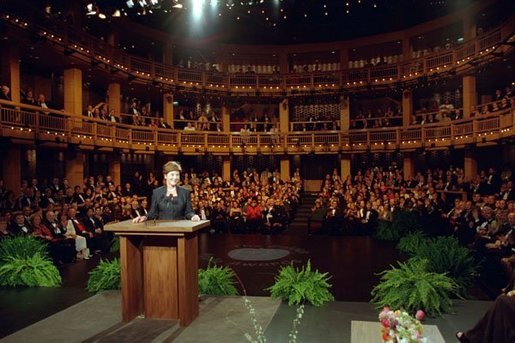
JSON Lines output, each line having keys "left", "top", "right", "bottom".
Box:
{"left": 311, "top": 133, "right": 315, "bottom": 149}
{"left": 128, "top": 128, "right": 133, "bottom": 145}
{"left": 177, "top": 132, "right": 182, "bottom": 149}
{"left": 204, "top": 132, "right": 208, "bottom": 149}
{"left": 93, "top": 122, "right": 98, "bottom": 141}
{"left": 396, "top": 128, "right": 401, "bottom": 146}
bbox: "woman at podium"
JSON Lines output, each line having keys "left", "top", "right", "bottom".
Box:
{"left": 133, "top": 161, "right": 200, "bottom": 222}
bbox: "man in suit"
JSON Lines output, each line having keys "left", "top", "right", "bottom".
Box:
{"left": 133, "top": 161, "right": 200, "bottom": 222}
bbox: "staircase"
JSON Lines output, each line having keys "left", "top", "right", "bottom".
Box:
{"left": 289, "top": 193, "right": 318, "bottom": 233}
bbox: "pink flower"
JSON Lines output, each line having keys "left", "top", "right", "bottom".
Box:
{"left": 415, "top": 310, "right": 425, "bottom": 321}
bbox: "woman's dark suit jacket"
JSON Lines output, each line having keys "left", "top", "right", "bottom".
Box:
{"left": 147, "top": 186, "right": 195, "bottom": 220}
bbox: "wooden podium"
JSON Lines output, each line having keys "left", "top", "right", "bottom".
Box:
{"left": 105, "top": 219, "right": 210, "bottom": 326}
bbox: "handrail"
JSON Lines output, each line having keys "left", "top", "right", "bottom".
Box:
{"left": 1, "top": 99, "right": 513, "bottom": 154}
{"left": 1, "top": 12, "right": 513, "bottom": 93}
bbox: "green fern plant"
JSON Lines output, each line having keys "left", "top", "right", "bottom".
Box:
{"left": 413, "top": 236, "right": 477, "bottom": 294}
{"left": 198, "top": 258, "right": 238, "bottom": 296}
{"left": 87, "top": 258, "right": 121, "bottom": 293}
{"left": 371, "top": 258, "right": 459, "bottom": 317}
{"left": 397, "top": 231, "right": 428, "bottom": 255}
{"left": 0, "top": 253, "right": 61, "bottom": 287}
{"left": 0, "top": 236, "right": 49, "bottom": 262}
{"left": 266, "top": 260, "right": 334, "bottom": 306}
{"left": 374, "top": 211, "right": 422, "bottom": 242}
{"left": 110, "top": 236, "right": 120, "bottom": 253}
{"left": 373, "top": 220, "right": 398, "bottom": 241}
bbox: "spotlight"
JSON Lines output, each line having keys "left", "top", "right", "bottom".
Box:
{"left": 112, "top": 9, "right": 121, "bottom": 17}
{"left": 98, "top": 13, "right": 107, "bottom": 19}
{"left": 86, "top": 3, "right": 97, "bottom": 16}
{"left": 126, "top": 0, "right": 135, "bottom": 8}
{"left": 173, "top": 3, "right": 183, "bottom": 8}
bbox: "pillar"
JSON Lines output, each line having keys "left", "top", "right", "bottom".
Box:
{"left": 463, "top": 17, "right": 476, "bottom": 41}
{"left": 279, "top": 99, "right": 289, "bottom": 133}
{"left": 279, "top": 50, "right": 288, "bottom": 74}
{"left": 163, "top": 40, "right": 173, "bottom": 65}
{"left": 107, "top": 27, "right": 119, "bottom": 47}
{"left": 222, "top": 156, "right": 231, "bottom": 182}
{"left": 402, "top": 37, "right": 412, "bottom": 62}
{"left": 108, "top": 154, "right": 121, "bottom": 186}
{"left": 340, "top": 155, "right": 351, "bottom": 181}
{"left": 3, "top": 146, "right": 21, "bottom": 194}
{"left": 340, "top": 95, "right": 350, "bottom": 131}
{"left": 402, "top": 90, "right": 413, "bottom": 126}
{"left": 108, "top": 82, "right": 121, "bottom": 119}
{"left": 222, "top": 105, "right": 230, "bottom": 132}
{"left": 462, "top": 75, "right": 477, "bottom": 118}
{"left": 1, "top": 45, "right": 21, "bottom": 103}
{"left": 280, "top": 156, "right": 290, "bottom": 182}
{"left": 340, "top": 48, "right": 349, "bottom": 71}
{"left": 403, "top": 153, "right": 415, "bottom": 179}
{"left": 64, "top": 68, "right": 83, "bottom": 116}
{"left": 163, "top": 92, "right": 174, "bottom": 128}
{"left": 65, "top": 151, "right": 85, "bottom": 188}
{"left": 464, "top": 150, "right": 477, "bottom": 181}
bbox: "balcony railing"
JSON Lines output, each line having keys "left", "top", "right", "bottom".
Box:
{"left": 1, "top": 100, "right": 513, "bottom": 154}
{"left": 2, "top": 12, "right": 513, "bottom": 93}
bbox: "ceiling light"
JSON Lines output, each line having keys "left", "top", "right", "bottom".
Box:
{"left": 98, "top": 13, "right": 107, "bottom": 19}
{"left": 173, "top": 3, "right": 183, "bottom": 8}
{"left": 113, "top": 9, "right": 121, "bottom": 17}
{"left": 126, "top": 0, "right": 135, "bottom": 8}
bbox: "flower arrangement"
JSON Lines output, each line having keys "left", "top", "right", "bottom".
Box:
{"left": 379, "top": 308, "right": 426, "bottom": 343}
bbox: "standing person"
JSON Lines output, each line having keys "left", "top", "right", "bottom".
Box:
{"left": 133, "top": 161, "right": 200, "bottom": 222}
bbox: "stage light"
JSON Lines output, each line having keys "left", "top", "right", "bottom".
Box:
{"left": 173, "top": 3, "right": 183, "bottom": 8}
{"left": 86, "top": 4, "right": 97, "bottom": 16}
{"left": 193, "top": 0, "right": 204, "bottom": 19}
{"left": 126, "top": 0, "right": 135, "bottom": 8}
{"left": 113, "top": 9, "right": 121, "bottom": 17}
{"left": 98, "top": 13, "right": 107, "bottom": 19}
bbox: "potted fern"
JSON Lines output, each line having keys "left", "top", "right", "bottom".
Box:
{"left": 371, "top": 258, "right": 459, "bottom": 317}
{"left": 198, "top": 258, "right": 238, "bottom": 296}
{"left": 0, "top": 236, "right": 60, "bottom": 287}
{"left": 266, "top": 260, "right": 334, "bottom": 306}
{"left": 411, "top": 236, "right": 477, "bottom": 294}
{"left": 87, "top": 258, "right": 121, "bottom": 293}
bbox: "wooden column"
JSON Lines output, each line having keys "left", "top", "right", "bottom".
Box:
{"left": 1, "top": 45, "right": 21, "bottom": 103}
{"left": 464, "top": 150, "right": 477, "bottom": 181}
{"left": 402, "top": 90, "right": 413, "bottom": 126}
{"left": 340, "top": 155, "right": 351, "bottom": 181}
{"left": 340, "top": 48, "right": 349, "bottom": 70}
{"left": 3, "top": 146, "right": 21, "bottom": 194}
{"left": 222, "top": 105, "right": 230, "bottom": 132}
{"left": 65, "top": 151, "right": 85, "bottom": 188}
{"left": 279, "top": 50, "right": 288, "bottom": 74}
{"left": 403, "top": 152, "right": 415, "bottom": 179}
{"left": 279, "top": 99, "right": 289, "bottom": 133}
{"left": 109, "top": 153, "right": 121, "bottom": 186}
{"left": 340, "top": 95, "right": 350, "bottom": 131}
{"left": 222, "top": 156, "right": 231, "bottom": 182}
{"left": 64, "top": 68, "right": 83, "bottom": 116}
{"left": 402, "top": 37, "right": 412, "bottom": 62}
{"left": 163, "top": 40, "right": 173, "bottom": 65}
{"left": 463, "top": 16, "right": 476, "bottom": 41}
{"left": 280, "top": 156, "right": 290, "bottom": 182}
{"left": 163, "top": 92, "right": 174, "bottom": 128}
{"left": 462, "top": 75, "right": 477, "bottom": 119}
{"left": 108, "top": 82, "right": 121, "bottom": 119}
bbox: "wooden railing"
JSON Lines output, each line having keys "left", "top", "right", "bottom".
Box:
{"left": 1, "top": 12, "right": 513, "bottom": 93}
{"left": 1, "top": 100, "right": 513, "bottom": 154}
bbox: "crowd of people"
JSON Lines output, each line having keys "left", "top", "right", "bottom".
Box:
{"left": 0, "top": 167, "right": 302, "bottom": 263}
{"left": 308, "top": 164, "right": 514, "bottom": 289}
{"left": 350, "top": 106, "right": 402, "bottom": 129}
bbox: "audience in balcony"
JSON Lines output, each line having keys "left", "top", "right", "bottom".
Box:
{"left": 0, "top": 85, "right": 11, "bottom": 101}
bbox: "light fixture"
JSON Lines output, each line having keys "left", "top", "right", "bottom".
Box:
{"left": 112, "top": 9, "right": 121, "bottom": 17}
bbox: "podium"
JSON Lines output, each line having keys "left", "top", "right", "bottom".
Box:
{"left": 105, "top": 219, "right": 210, "bottom": 326}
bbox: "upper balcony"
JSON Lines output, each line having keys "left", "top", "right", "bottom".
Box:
{"left": 1, "top": 99, "right": 513, "bottom": 155}
{"left": 1, "top": 11, "right": 514, "bottom": 95}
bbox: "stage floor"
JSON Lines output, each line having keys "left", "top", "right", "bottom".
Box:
{"left": 0, "top": 227, "right": 494, "bottom": 340}
{"left": 0, "top": 291, "right": 493, "bottom": 343}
